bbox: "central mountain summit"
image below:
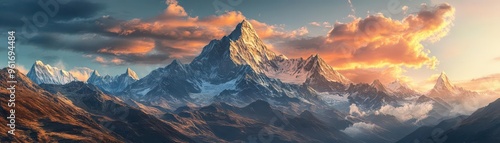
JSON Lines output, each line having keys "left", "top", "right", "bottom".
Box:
{"left": 124, "top": 20, "right": 351, "bottom": 110}
{"left": 192, "top": 20, "right": 350, "bottom": 88}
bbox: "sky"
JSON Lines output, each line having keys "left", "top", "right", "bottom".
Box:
{"left": 0, "top": 0, "right": 499, "bottom": 92}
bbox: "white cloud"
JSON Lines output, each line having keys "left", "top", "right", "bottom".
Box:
{"left": 342, "top": 122, "right": 377, "bottom": 136}
{"left": 349, "top": 104, "right": 366, "bottom": 117}
{"left": 449, "top": 94, "right": 500, "bottom": 115}
{"left": 69, "top": 67, "right": 94, "bottom": 82}
{"left": 376, "top": 102, "right": 434, "bottom": 122}
{"left": 309, "top": 22, "right": 321, "bottom": 27}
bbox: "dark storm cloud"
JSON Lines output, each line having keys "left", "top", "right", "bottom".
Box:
{"left": 25, "top": 33, "right": 176, "bottom": 65}
{"left": 0, "top": 0, "right": 105, "bottom": 27}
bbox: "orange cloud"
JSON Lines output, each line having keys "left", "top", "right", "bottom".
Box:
{"left": 329, "top": 3, "right": 453, "bottom": 69}
{"left": 456, "top": 73, "right": 500, "bottom": 94}
{"left": 98, "top": 39, "right": 155, "bottom": 55}
{"left": 275, "top": 3, "right": 454, "bottom": 70}
{"left": 494, "top": 56, "right": 500, "bottom": 62}
{"left": 309, "top": 22, "right": 321, "bottom": 27}
{"left": 94, "top": 56, "right": 125, "bottom": 65}
{"left": 94, "top": 56, "right": 107, "bottom": 64}
{"left": 101, "top": 0, "right": 309, "bottom": 64}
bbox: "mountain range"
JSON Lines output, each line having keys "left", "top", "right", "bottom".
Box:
{"left": 27, "top": 60, "right": 78, "bottom": 85}
{"left": 12, "top": 20, "right": 497, "bottom": 143}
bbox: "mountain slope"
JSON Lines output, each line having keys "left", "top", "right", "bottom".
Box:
{"left": 26, "top": 60, "right": 77, "bottom": 85}
{"left": 0, "top": 68, "right": 121, "bottom": 142}
{"left": 162, "top": 100, "right": 362, "bottom": 143}
{"left": 40, "top": 82, "right": 194, "bottom": 143}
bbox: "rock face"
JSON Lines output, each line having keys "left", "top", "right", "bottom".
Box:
{"left": 26, "top": 60, "right": 78, "bottom": 85}
{"left": 87, "top": 68, "right": 139, "bottom": 94}
{"left": 122, "top": 20, "right": 349, "bottom": 110}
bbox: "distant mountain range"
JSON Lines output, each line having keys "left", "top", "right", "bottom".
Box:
{"left": 398, "top": 98, "right": 500, "bottom": 143}
{"left": 87, "top": 68, "right": 139, "bottom": 94}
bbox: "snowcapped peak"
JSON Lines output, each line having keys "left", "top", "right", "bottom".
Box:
{"left": 312, "top": 54, "right": 319, "bottom": 58}
{"left": 277, "top": 54, "right": 288, "bottom": 60}
{"left": 371, "top": 79, "right": 388, "bottom": 92}
{"left": 87, "top": 70, "right": 101, "bottom": 83}
{"left": 434, "top": 71, "right": 455, "bottom": 91}
{"left": 167, "top": 59, "right": 185, "bottom": 69}
{"left": 387, "top": 79, "right": 404, "bottom": 91}
{"left": 91, "top": 70, "right": 101, "bottom": 77}
{"left": 171, "top": 59, "right": 182, "bottom": 65}
{"left": 27, "top": 60, "right": 78, "bottom": 85}
{"left": 125, "top": 68, "right": 139, "bottom": 80}
{"left": 35, "top": 60, "right": 44, "bottom": 66}
{"left": 371, "top": 79, "right": 383, "bottom": 86}
{"left": 306, "top": 54, "right": 323, "bottom": 64}
{"left": 228, "top": 19, "right": 259, "bottom": 40}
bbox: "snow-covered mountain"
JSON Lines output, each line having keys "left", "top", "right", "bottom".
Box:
{"left": 87, "top": 68, "right": 139, "bottom": 93}
{"left": 387, "top": 80, "right": 420, "bottom": 98}
{"left": 26, "top": 60, "right": 78, "bottom": 85}
{"left": 122, "top": 20, "right": 351, "bottom": 110}
{"left": 428, "top": 72, "right": 477, "bottom": 103}
{"left": 371, "top": 79, "right": 391, "bottom": 94}
{"left": 429, "top": 72, "right": 457, "bottom": 97}
{"left": 190, "top": 20, "right": 350, "bottom": 88}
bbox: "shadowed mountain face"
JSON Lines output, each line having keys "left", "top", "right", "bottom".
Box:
{"left": 162, "top": 100, "right": 362, "bottom": 143}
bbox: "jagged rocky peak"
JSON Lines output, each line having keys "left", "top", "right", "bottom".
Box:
{"left": 91, "top": 70, "right": 101, "bottom": 77}
{"left": 125, "top": 68, "right": 139, "bottom": 80}
{"left": 228, "top": 19, "right": 259, "bottom": 40}
{"left": 168, "top": 59, "right": 184, "bottom": 68}
{"left": 35, "top": 60, "right": 44, "bottom": 66}
{"left": 87, "top": 70, "right": 101, "bottom": 82}
{"left": 304, "top": 54, "right": 351, "bottom": 84}
{"left": 190, "top": 19, "right": 279, "bottom": 75}
{"left": 387, "top": 79, "right": 404, "bottom": 90}
{"left": 434, "top": 72, "right": 455, "bottom": 91}
{"left": 226, "top": 20, "right": 278, "bottom": 71}
{"left": 371, "top": 79, "right": 389, "bottom": 93}
{"left": 87, "top": 68, "right": 139, "bottom": 94}
{"left": 27, "top": 60, "right": 78, "bottom": 85}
